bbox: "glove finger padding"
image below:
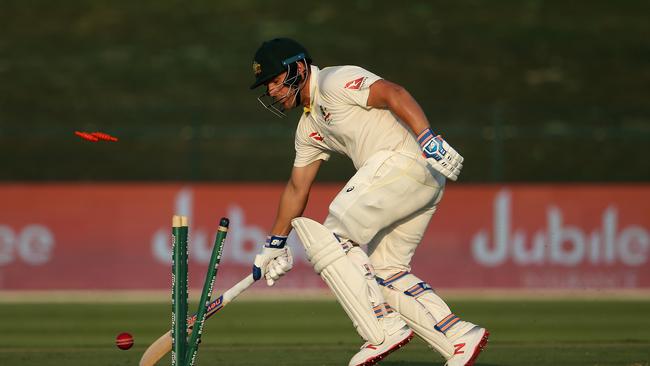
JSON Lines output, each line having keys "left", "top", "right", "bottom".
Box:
{"left": 266, "top": 264, "right": 283, "bottom": 286}
{"left": 264, "top": 247, "right": 294, "bottom": 286}
{"left": 268, "top": 259, "right": 289, "bottom": 279}
{"left": 277, "top": 247, "right": 293, "bottom": 271}
{"left": 253, "top": 246, "right": 286, "bottom": 281}
{"left": 265, "top": 261, "right": 285, "bottom": 286}
{"left": 419, "top": 131, "right": 464, "bottom": 181}
{"left": 436, "top": 140, "right": 463, "bottom": 181}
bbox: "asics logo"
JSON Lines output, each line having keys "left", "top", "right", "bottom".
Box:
{"left": 309, "top": 132, "right": 324, "bottom": 141}
{"left": 344, "top": 77, "right": 366, "bottom": 90}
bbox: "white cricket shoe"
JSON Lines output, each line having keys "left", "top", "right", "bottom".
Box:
{"left": 348, "top": 325, "right": 414, "bottom": 366}
{"left": 445, "top": 326, "right": 489, "bottom": 366}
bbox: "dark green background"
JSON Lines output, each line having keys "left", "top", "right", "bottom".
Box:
{"left": 1, "top": 0, "right": 648, "bottom": 182}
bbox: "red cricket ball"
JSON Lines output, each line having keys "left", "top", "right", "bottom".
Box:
{"left": 115, "top": 332, "right": 134, "bottom": 350}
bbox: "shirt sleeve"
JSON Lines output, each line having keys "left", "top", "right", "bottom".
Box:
{"left": 320, "top": 66, "right": 382, "bottom": 108}
{"left": 293, "top": 116, "right": 331, "bottom": 167}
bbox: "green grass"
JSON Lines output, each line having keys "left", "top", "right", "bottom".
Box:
{"left": 1, "top": 299, "right": 649, "bottom": 365}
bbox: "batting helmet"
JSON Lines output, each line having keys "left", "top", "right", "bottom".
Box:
{"left": 250, "top": 38, "right": 312, "bottom": 89}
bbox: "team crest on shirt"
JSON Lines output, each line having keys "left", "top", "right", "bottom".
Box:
{"left": 344, "top": 76, "right": 367, "bottom": 90}
{"left": 309, "top": 132, "right": 324, "bottom": 142}
{"left": 318, "top": 105, "right": 332, "bottom": 123}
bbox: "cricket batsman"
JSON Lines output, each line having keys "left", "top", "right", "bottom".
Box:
{"left": 250, "top": 38, "right": 489, "bottom": 366}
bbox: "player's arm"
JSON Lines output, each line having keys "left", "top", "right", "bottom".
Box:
{"left": 252, "top": 159, "right": 322, "bottom": 285}
{"left": 270, "top": 159, "right": 323, "bottom": 236}
{"left": 367, "top": 79, "right": 464, "bottom": 181}
{"left": 367, "top": 79, "right": 430, "bottom": 136}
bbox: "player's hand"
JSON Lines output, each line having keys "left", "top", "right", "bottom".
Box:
{"left": 417, "top": 128, "right": 464, "bottom": 181}
{"left": 252, "top": 236, "right": 294, "bottom": 286}
{"left": 264, "top": 247, "right": 293, "bottom": 286}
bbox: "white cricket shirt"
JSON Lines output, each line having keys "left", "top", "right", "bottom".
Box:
{"left": 293, "top": 65, "right": 422, "bottom": 169}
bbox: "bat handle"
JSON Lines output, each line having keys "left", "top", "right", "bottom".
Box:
{"left": 223, "top": 274, "right": 256, "bottom": 303}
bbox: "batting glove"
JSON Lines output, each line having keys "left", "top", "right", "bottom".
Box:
{"left": 252, "top": 236, "right": 294, "bottom": 286}
{"left": 417, "top": 128, "right": 464, "bottom": 181}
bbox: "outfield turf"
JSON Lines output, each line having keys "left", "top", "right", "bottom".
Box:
{"left": 1, "top": 299, "right": 649, "bottom": 366}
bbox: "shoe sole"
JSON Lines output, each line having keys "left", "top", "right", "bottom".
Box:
{"left": 356, "top": 330, "right": 415, "bottom": 366}
{"left": 464, "top": 329, "right": 490, "bottom": 366}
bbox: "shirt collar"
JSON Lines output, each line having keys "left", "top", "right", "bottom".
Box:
{"left": 304, "top": 65, "right": 320, "bottom": 115}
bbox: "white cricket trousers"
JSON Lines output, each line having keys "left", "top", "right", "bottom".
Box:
{"left": 323, "top": 150, "right": 445, "bottom": 276}
{"left": 323, "top": 150, "right": 475, "bottom": 356}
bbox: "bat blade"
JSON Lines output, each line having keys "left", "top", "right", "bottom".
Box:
{"left": 139, "top": 331, "right": 172, "bottom": 366}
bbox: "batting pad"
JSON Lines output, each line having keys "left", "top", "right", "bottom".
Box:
{"left": 379, "top": 273, "right": 454, "bottom": 358}
{"left": 292, "top": 217, "right": 385, "bottom": 345}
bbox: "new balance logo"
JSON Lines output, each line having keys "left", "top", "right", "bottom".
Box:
{"left": 453, "top": 342, "right": 466, "bottom": 355}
